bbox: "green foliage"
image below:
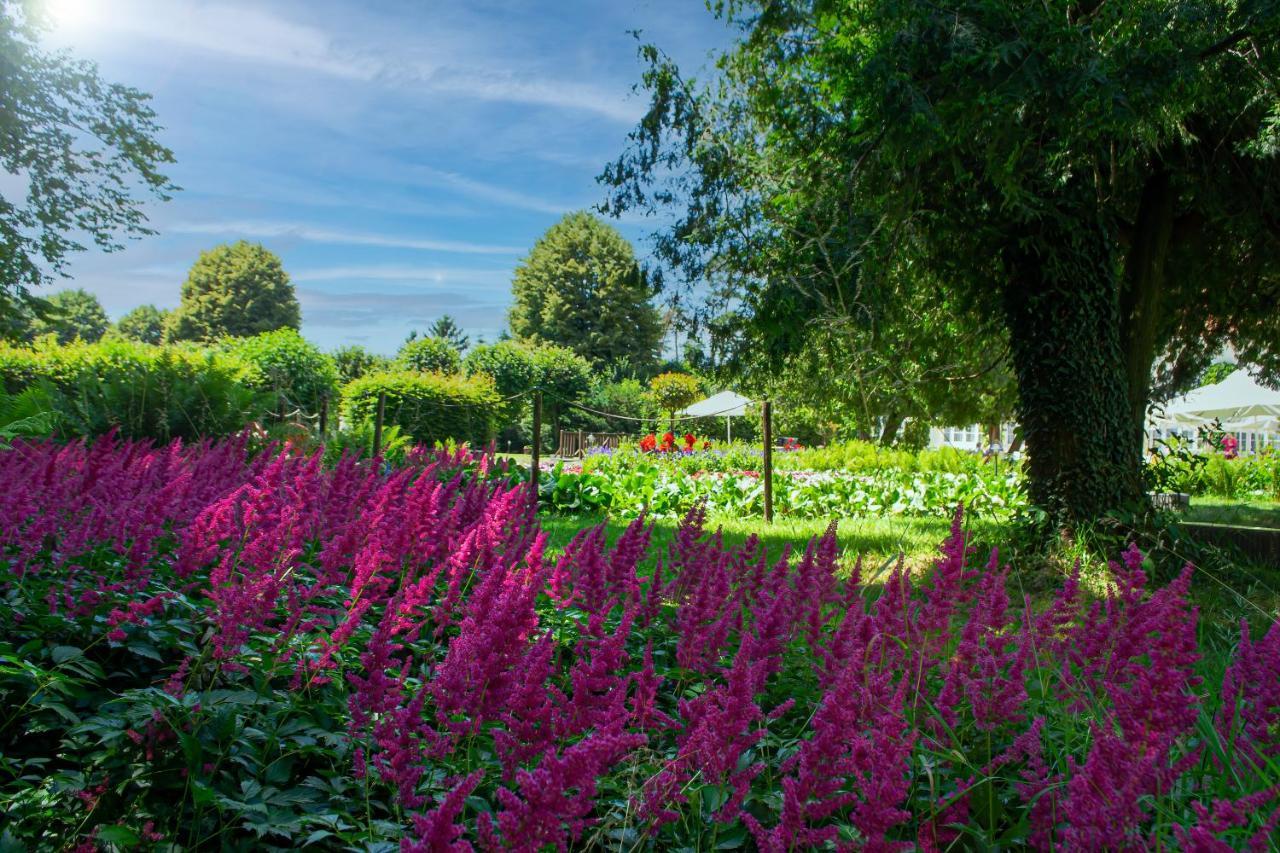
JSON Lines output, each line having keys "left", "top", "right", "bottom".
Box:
{"left": 395, "top": 336, "right": 461, "bottom": 375}
{"left": 0, "top": 338, "right": 267, "bottom": 441}
{"left": 548, "top": 445, "right": 1023, "bottom": 519}
{"left": 322, "top": 420, "right": 412, "bottom": 465}
{"left": 463, "top": 341, "right": 537, "bottom": 401}
{"left": 341, "top": 371, "right": 501, "bottom": 448}
{"left": 1199, "top": 362, "right": 1238, "bottom": 387}
{"left": 583, "top": 378, "right": 655, "bottom": 433}
{"left": 648, "top": 372, "right": 701, "bottom": 420}
{"left": 0, "top": 3, "right": 174, "bottom": 315}
{"left": 225, "top": 329, "right": 339, "bottom": 415}
{"left": 605, "top": 0, "right": 1280, "bottom": 526}
{"left": 509, "top": 211, "right": 661, "bottom": 369}
{"left": 330, "top": 345, "right": 390, "bottom": 385}
{"left": 0, "top": 386, "right": 58, "bottom": 444}
{"left": 167, "top": 242, "right": 300, "bottom": 342}
{"left": 113, "top": 304, "right": 169, "bottom": 345}
{"left": 28, "top": 289, "right": 109, "bottom": 344}
{"left": 426, "top": 315, "right": 469, "bottom": 353}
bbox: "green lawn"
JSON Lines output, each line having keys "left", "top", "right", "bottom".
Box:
{"left": 538, "top": 506, "right": 1280, "bottom": 631}
{"left": 540, "top": 511, "right": 1011, "bottom": 585}
{"left": 1184, "top": 497, "right": 1280, "bottom": 529}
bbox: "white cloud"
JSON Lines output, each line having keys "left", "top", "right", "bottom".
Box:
{"left": 53, "top": 0, "right": 378, "bottom": 80}
{"left": 52, "top": 0, "right": 640, "bottom": 123}
{"left": 407, "top": 166, "right": 580, "bottom": 216}
{"left": 169, "top": 220, "right": 522, "bottom": 255}
{"left": 293, "top": 264, "right": 510, "bottom": 284}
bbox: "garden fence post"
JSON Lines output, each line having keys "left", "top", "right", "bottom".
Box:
{"left": 373, "top": 390, "right": 386, "bottom": 457}
{"left": 531, "top": 390, "right": 542, "bottom": 497}
{"left": 762, "top": 399, "right": 774, "bottom": 523}
{"left": 318, "top": 396, "right": 328, "bottom": 436}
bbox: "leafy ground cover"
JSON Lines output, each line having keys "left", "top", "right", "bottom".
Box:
{"left": 2, "top": 437, "right": 1278, "bottom": 850}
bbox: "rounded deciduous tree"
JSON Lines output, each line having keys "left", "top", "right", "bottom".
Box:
{"left": 167, "top": 242, "right": 300, "bottom": 342}
{"left": 32, "top": 289, "right": 109, "bottom": 343}
{"left": 114, "top": 304, "right": 169, "bottom": 345}
{"left": 649, "top": 372, "right": 702, "bottom": 430}
{"left": 396, "top": 336, "right": 461, "bottom": 374}
{"left": 509, "top": 211, "right": 661, "bottom": 371}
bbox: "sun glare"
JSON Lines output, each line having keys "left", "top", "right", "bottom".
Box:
{"left": 46, "top": 0, "right": 98, "bottom": 31}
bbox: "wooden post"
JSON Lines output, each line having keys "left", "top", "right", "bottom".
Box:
{"left": 530, "top": 390, "right": 542, "bottom": 496}
{"left": 318, "top": 395, "right": 328, "bottom": 436}
{"left": 372, "top": 390, "right": 386, "bottom": 457}
{"left": 762, "top": 399, "right": 774, "bottom": 523}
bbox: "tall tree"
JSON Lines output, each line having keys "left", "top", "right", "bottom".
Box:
{"left": 428, "top": 315, "right": 470, "bottom": 353}
{"left": 509, "top": 211, "right": 662, "bottom": 370}
{"left": 0, "top": 2, "right": 174, "bottom": 328}
{"left": 605, "top": 1, "right": 1280, "bottom": 525}
{"left": 30, "top": 288, "right": 109, "bottom": 343}
{"left": 114, "top": 304, "right": 169, "bottom": 345}
{"left": 167, "top": 242, "right": 300, "bottom": 342}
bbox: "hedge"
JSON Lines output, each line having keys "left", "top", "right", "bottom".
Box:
{"left": 224, "top": 328, "right": 339, "bottom": 415}
{"left": 341, "top": 371, "right": 501, "bottom": 448}
{"left": 0, "top": 338, "right": 268, "bottom": 441}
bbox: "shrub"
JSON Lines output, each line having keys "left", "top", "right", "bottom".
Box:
{"left": 341, "top": 370, "right": 501, "bottom": 448}
{"left": 0, "top": 338, "right": 267, "bottom": 441}
{"left": 332, "top": 344, "right": 391, "bottom": 384}
{"left": 648, "top": 371, "right": 702, "bottom": 425}
{"left": 396, "top": 336, "right": 461, "bottom": 375}
{"left": 225, "top": 328, "right": 339, "bottom": 415}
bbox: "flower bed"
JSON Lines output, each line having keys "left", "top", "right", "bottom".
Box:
{"left": 1, "top": 437, "right": 1277, "bottom": 849}
{"left": 543, "top": 455, "right": 1025, "bottom": 519}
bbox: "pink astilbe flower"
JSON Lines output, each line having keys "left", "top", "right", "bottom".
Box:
{"left": 1216, "top": 618, "right": 1280, "bottom": 770}
{"left": 403, "top": 770, "right": 484, "bottom": 853}
{"left": 746, "top": 664, "right": 914, "bottom": 852}
{"left": 491, "top": 730, "right": 646, "bottom": 852}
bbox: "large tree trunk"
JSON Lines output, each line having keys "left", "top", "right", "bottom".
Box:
{"left": 878, "top": 411, "right": 904, "bottom": 446}
{"left": 1002, "top": 206, "right": 1147, "bottom": 525}
{"left": 1119, "top": 171, "right": 1176, "bottom": 444}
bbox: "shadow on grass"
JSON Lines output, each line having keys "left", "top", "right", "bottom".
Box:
{"left": 538, "top": 511, "right": 1013, "bottom": 586}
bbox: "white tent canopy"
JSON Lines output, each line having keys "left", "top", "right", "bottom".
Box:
{"left": 681, "top": 390, "right": 754, "bottom": 418}
{"left": 680, "top": 390, "right": 754, "bottom": 442}
{"left": 1158, "top": 370, "right": 1280, "bottom": 429}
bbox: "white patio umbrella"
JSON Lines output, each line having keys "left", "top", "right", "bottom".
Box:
{"left": 680, "top": 390, "right": 754, "bottom": 442}
{"left": 1160, "top": 370, "right": 1280, "bottom": 425}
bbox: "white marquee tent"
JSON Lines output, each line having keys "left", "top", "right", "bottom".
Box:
{"left": 680, "top": 390, "right": 754, "bottom": 442}
{"left": 1160, "top": 370, "right": 1280, "bottom": 427}
{"left": 1151, "top": 370, "right": 1280, "bottom": 451}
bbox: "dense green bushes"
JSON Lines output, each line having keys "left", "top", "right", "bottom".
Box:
{"left": 224, "top": 328, "right": 338, "bottom": 414}
{"left": 341, "top": 371, "right": 501, "bottom": 448}
{"left": 0, "top": 339, "right": 267, "bottom": 441}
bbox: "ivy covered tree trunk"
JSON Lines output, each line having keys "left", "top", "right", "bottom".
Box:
{"left": 1119, "top": 171, "right": 1176, "bottom": 444}
{"left": 1002, "top": 207, "right": 1147, "bottom": 525}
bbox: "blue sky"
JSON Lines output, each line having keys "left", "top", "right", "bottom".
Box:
{"left": 38, "top": 0, "right": 728, "bottom": 353}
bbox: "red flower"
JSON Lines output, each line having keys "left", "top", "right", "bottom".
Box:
{"left": 702, "top": 440, "right": 711, "bottom": 450}
{"left": 639, "top": 434, "right": 656, "bottom": 452}
{"left": 683, "top": 433, "right": 696, "bottom": 449}
{"left": 662, "top": 432, "right": 675, "bottom": 446}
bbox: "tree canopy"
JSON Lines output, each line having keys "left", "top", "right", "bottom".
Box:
{"left": 167, "top": 242, "right": 300, "bottom": 342}
{"left": 0, "top": 2, "right": 174, "bottom": 323}
{"left": 604, "top": 0, "right": 1280, "bottom": 524}
{"left": 426, "top": 315, "right": 469, "bottom": 354}
{"left": 396, "top": 336, "right": 462, "bottom": 375}
{"left": 509, "top": 211, "right": 661, "bottom": 372}
{"left": 114, "top": 304, "right": 168, "bottom": 345}
{"left": 29, "top": 288, "right": 109, "bottom": 343}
